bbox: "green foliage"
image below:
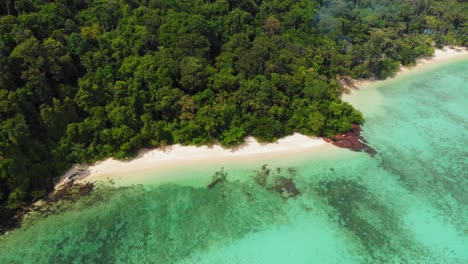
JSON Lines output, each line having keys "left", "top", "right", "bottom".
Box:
{"left": 7, "top": 188, "right": 25, "bottom": 208}
{"left": 0, "top": 0, "right": 464, "bottom": 207}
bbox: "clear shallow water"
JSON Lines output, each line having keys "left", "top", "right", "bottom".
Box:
{"left": 1, "top": 60, "right": 467, "bottom": 263}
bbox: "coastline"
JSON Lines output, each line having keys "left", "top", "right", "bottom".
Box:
{"left": 342, "top": 46, "right": 468, "bottom": 116}
{"left": 60, "top": 134, "right": 333, "bottom": 186}
{"left": 342, "top": 46, "right": 468, "bottom": 93}
{"left": 60, "top": 46, "right": 468, "bottom": 187}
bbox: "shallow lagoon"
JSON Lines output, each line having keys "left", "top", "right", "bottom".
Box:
{"left": 1, "top": 60, "right": 467, "bottom": 263}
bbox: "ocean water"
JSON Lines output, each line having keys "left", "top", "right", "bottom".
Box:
{"left": 1, "top": 60, "right": 467, "bottom": 263}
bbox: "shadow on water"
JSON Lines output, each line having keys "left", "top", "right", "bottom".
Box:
{"left": 316, "top": 178, "right": 431, "bottom": 262}
{"left": 376, "top": 143, "right": 468, "bottom": 233}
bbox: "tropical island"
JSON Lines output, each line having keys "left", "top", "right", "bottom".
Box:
{"left": 1, "top": 0, "right": 467, "bottom": 231}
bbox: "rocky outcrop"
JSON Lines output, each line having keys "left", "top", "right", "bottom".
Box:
{"left": 338, "top": 76, "right": 358, "bottom": 91}
{"left": 0, "top": 180, "right": 94, "bottom": 235}
{"left": 48, "top": 180, "right": 94, "bottom": 203}
{"left": 325, "top": 124, "right": 377, "bottom": 156}
{"left": 207, "top": 168, "right": 228, "bottom": 189}
{"left": 0, "top": 207, "right": 24, "bottom": 235}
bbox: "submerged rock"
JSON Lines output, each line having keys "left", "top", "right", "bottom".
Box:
{"left": 253, "top": 164, "right": 301, "bottom": 199}
{"left": 273, "top": 176, "right": 300, "bottom": 198}
{"left": 207, "top": 168, "right": 228, "bottom": 189}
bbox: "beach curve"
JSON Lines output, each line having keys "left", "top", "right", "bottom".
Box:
{"left": 59, "top": 46, "right": 468, "bottom": 187}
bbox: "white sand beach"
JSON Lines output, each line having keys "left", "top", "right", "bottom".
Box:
{"left": 59, "top": 133, "right": 331, "bottom": 186}
{"left": 342, "top": 46, "right": 468, "bottom": 113}
{"left": 342, "top": 46, "right": 468, "bottom": 93}
{"left": 59, "top": 46, "right": 468, "bottom": 187}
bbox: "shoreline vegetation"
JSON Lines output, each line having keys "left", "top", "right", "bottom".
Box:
{"left": 341, "top": 46, "right": 468, "bottom": 93}
{"left": 1, "top": 47, "right": 467, "bottom": 236}
{"left": 62, "top": 46, "right": 468, "bottom": 187}
{"left": 1, "top": 0, "right": 467, "bottom": 235}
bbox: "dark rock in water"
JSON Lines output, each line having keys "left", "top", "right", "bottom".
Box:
{"left": 207, "top": 178, "right": 223, "bottom": 189}
{"left": 325, "top": 124, "right": 377, "bottom": 157}
{"left": 254, "top": 164, "right": 271, "bottom": 187}
{"left": 0, "top": 181, "right": 95, "bottom": 235}
{"left": 0, "top": 207, "right": 23, "bottom": 235}
{"left": 207, "top": 168, "right": 228, "bottom": 189}
{"left": 253, "top": 165, "right": 300, "bottom": 198}
{"left": 273, "top": 176, "right": 300, "bottom": 198}
{"left": 49, "top": 181, "right": 94, "bottom": 202}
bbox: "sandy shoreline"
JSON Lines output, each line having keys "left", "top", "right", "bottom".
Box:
{"left": 60, "top": 133, "right": 330, "bottom": 186}
{"left": 60, "top": 46, "right": 468, "bottom": 187}
{"left": 341, "top": 46, "right": 468, "bottom": 115}
{"left": 342, "top": 46, "right": 468, "bottom": 92}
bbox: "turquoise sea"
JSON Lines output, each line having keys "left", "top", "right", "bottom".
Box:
{"left": 1, "top": 60, "right": 467, "bottom": 263}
